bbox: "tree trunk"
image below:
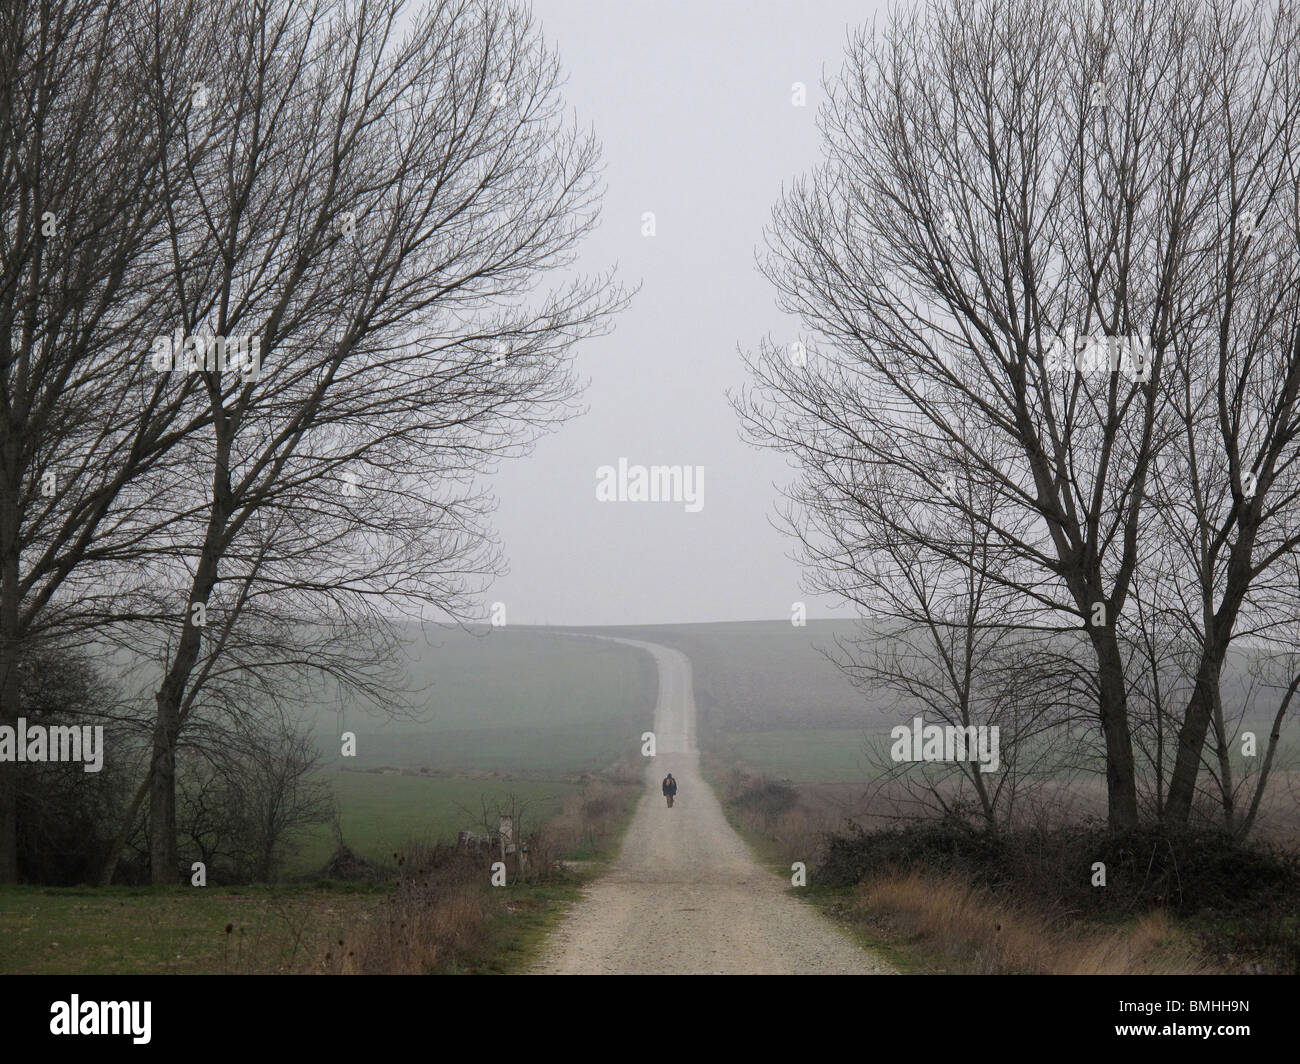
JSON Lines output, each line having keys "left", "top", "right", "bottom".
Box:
{"left": 1163, "top": 651, "right": 1225, "bottom": 826}
{"left": 1211, "top": 684, "right": 1234, "bottom": 831}
{"left": 148, "top": 409, "right": 231, "bottom": 884}
{"left": 147, "top": 697, "right": 180, "bottom": 883}
{"left": 98, "top": 769, "right": 152, "bottom": 886}
{"left": 0, "top": 468, "right": 23, "bottom": 882}
{"left": 1239, "top": 674, "right": 1297, "bottom": 838}
{"left": 147, "top": 568, "right": 217, "bottom": 884}
{"left": 1094, "top": 629, "right": 1139, "bottom": 829}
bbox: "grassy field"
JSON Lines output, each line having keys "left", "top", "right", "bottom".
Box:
{"left": 311, "top": 624, "right": 657, "bottom": 773}
{"left": 2, "top": 625, "right": 655, "bottom": 974}
{"left": 0, "top": 851, "right": 632, "bottom": 975}
{"left": 717, "top": 728, "right": 879, "bottom": 783}
{"left": 0, "top": 882, "right": 389, "bottom": 975}
{"left": 0, "top": 767, "right": 646, "bottom": 975}
{"left": 275, "top": 625, "right": 656, "bottom": 875}
{"left": 288, "top": 771, "right": 591, "bottom": 875}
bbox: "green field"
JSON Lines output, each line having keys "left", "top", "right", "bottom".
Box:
{"left": 583, "top": 620, "right": 1297, "bottom": 791}
{"left": 310, "top": 625, "right": 657, "bottom": 773}
{"left": 0, "top": 872, "right": 617, "bottom": 975}
{"left": 270, "top": 626, "right": 656, "bottom": 875}
{"left": 288, "top": 771, "right": 590, "bottom": 875}
{"left": 0, "top": 882, "right": 388, "bottom": 975}
{"left": 716, "top": 728, "right": 883, "bottom": 783}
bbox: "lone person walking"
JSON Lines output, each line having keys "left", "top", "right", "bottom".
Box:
{"left": 662, "top": 772, "right": 677, "bottom": 808}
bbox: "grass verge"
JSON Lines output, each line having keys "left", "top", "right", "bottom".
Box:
{"left": 0, "top": 769, "right": 643, "bottom": 975}
{"left": 703, "top": 761, "right": 1300, "bottom": 975}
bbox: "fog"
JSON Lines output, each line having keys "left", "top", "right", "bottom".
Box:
{"left": 480, "top": 0, "right": 883, "bottom": 626}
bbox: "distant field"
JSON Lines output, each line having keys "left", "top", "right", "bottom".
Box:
{"left": 88, "top": 620, "right": 1300, "bottom": 869}
{"left": 89, "top": 623, "right": 656, "bottom": 876}
{"left": 578, "top": 621, "right": 1298, "bottom": 802}
{"left": 587, "top": 620, "right": 882, "bottom": 733}
{"left": 719, "top": 728, "right": 878, "bottom": 783}
{"left": 309, "top": 625, "right": 656, "bottom": 774}
{"left": 573, "top": 620, "right": 890, "bottom": 781}
{"left": 278, "top": 626, "right": 655, "bottom": 874}
{"left": 288, "top": 771, "right": 588, "bottom": 875}
{"left": 285, "top": 625, "right": 656, "bottom": 874}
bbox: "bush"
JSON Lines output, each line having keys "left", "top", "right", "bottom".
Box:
{"left": 820, "top": 818, "right": 1008, "bottom": 888}
{"left": 818, "top": 820, "right": 1300, "bottom": 918}
{"left": 325, "top": 842, "right": 487, "bottom": 974}
{"left": 14, "top": 650, "right": 142, "bottom": 885}
{"left": 732, "top": 779, "right": 799, "bottom": 824}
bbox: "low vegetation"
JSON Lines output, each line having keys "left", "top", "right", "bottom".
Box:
{"left": 836, "top": 873, "right": 1214, "bottom": 975}
{"left": 715, "top": 766, "right": 1300, "bottom": 975}
{"left": 0, "top": 768, "right": 641, "bottom": 974}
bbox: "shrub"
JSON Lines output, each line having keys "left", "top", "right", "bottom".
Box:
{"left": 818, "top": 821, "right": 1300, "bottom": 918}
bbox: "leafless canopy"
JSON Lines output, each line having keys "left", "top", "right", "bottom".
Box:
{"left": 737, "top": 0, "right": 1300, "bottom": 831}
{"left": 0, "top": 0, "right": 626, "bottom": 882}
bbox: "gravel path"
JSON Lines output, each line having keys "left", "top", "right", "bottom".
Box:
{"left": 531, "top": 637, "right": 895, "bottom": 975}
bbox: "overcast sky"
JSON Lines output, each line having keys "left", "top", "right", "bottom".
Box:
{"left": 479, "top": 0, "right": 884, "bottom": 627}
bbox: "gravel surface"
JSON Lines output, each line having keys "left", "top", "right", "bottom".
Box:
{"left": 532, "top": 637, "right": 895, "bottom": 975}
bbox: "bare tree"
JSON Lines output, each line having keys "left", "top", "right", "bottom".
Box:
{"left": 178, "top": 717, "right": 333, "bottom": 883}
{"left": 4, "top": 0, "right": 625, "bottom": 885}
{"left": 1149, "top": 0, "right": 1300, "bottom": 824}
{"left": 735, "top": 0, "right": 1300, "bottom": 833}
{"left": 790, "top": 431, "right": 1081, "bottom": 828}
{"left": 0, "top": 0, "right": 221, "bottom": 881}
{"left": 132, "top": 0, "right": 623, "bottom": 881}
{"left": 735, "top": 0, "right": 1243, "bottom": 828}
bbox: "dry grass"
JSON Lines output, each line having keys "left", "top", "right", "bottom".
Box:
{"left": 860, "top": 870, "right": 1216, "bottom": 974}
{"left": 316, "top": 773, "right": 641, "bottom": 975}
{"left": 716, "top": 767, "right": 838, "bottom": 865}
{"left": 544, "top": 769, "right": 642, "bottom": 859}
{"left": 314, "top": 844, "right": 488, "bottom": 974}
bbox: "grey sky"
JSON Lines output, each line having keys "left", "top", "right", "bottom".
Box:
{"left": 481, "top": 0, "right": 883, "bottom": 626}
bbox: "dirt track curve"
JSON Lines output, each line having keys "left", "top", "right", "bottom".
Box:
{"left": 531, "top": 637, "right": 895, "bottom": 975}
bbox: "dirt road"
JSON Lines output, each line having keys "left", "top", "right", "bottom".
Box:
{"left": 532, "top": 637, "right": 894, "bottom": 975}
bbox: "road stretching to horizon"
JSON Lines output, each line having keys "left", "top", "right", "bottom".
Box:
{"left": 531, "top": 637, "right": 894, "bottom": 975}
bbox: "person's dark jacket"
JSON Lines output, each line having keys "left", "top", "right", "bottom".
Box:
{"left": 662, "top": 775, "right": 677, "bottom": 796}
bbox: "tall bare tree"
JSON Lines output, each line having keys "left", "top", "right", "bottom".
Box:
{"left": 3, "top": 0, "right": 625, "bottom": 884}
{"left": 0, "top": 0, "right": 222, "bottom": 881}
{"left": 133, "top": 0, "right": 622, "bottom": 881}
{"left": 1150, "top": 0, "right": 1300, "bottom": 825}
{"left": 736, "top": 0, "right": 1299, "bottom": 829}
